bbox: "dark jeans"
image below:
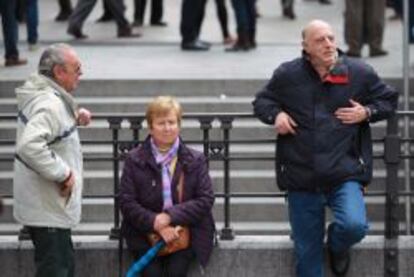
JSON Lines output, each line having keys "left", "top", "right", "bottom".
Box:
{"left": 28, "top": 226, "right": 74, "bottom": 277}
{"left": 288, "top": 181, "right": 368, "bottom": 277}
{"left": 0, "top": 0, "right": 19, "bottom": 59}
{"left": 132, "top": 247, "right": 195, "bottom": 277}
{"left": 25, "top": 0, "right": 38, "bottom": 44}
{"left": 230, "top": 0, "right": 256, "bottom": 34}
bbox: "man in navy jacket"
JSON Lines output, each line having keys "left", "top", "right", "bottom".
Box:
{"left": 253, "top": 20, "right": 398, "bottom": 277}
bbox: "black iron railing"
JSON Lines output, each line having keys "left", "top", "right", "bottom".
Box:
{"left": 0, "top": 111, "right": 413, "bottom": 277}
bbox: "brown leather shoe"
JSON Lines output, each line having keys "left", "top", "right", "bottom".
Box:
{"left": 117, "top": 27, "right": 141, "bottom": 38}
{"left": 5, "top": 57, "right": 28, "bottom": 67}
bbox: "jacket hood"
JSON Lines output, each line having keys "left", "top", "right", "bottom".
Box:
{"left": 15, "top": 73, "right": 77, "bottom": 117}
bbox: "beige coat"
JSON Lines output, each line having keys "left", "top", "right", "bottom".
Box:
{"left": 13, "top": 74, "right": 83, "bottom": 229}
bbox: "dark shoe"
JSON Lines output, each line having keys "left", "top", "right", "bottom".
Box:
{"left": 319, "top": 0, "right": 332, "bottom": 4}
{"left": 96, "top": 13, "right": 114, "bottom": 23}
{"left": 345, "top": 51, "right": 361, "bottom": 58}
{"left": 132, "top": 20, "right": 143, "bottom": 27}
{"left": 283, "top": 7, "right": 296, "bottom": 20}
{"left": 67, "top": 27, "right": 88, "bottom": 39}
{"left": 5, "top": 57, "right": 28, "bottom": 67}
{"left": 328, "top": 248, "right": 350, "bottom": 276}
{"left": 117, "top": 27, "right": 141, "bottom": 38}
{"left": 199, "top": 40, "right": 212, "bottom": 47}
{"left": 55, "top": 11, "right": 72, "bottom": 22}
{"left": 150, "top": 21, "right": 167, "bottom": 27}
{"left": 225, "top": 41, "right": 251, "bottom": 52}
{"left": 370, "top": 49, "right": 388, "bottom": 57}
{"left": 181, "top": 40, "right": 210, "bottom": 51}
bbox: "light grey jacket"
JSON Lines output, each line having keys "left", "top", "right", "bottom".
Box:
{"left": 13, "top": 73, "right": 83, "bottom": 229}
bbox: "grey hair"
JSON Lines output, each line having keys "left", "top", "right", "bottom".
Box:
{"left": 38, "top": 43, "right": 74, "bottom": 79}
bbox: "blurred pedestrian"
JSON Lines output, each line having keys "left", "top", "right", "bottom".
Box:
{"left": 0, "top": 0, "right": 27, "bottom": 66}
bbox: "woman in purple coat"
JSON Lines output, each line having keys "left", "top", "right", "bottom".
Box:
{"left": 119, "top": 96, "right": 216, "bottom": 276}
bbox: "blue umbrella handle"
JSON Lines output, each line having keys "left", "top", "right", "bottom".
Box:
{"left": 126, "top": 240, "right": 166, "bottom": 277}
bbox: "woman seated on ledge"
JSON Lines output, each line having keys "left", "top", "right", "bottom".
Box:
{"left": 119, "top": 96, "right": 216, "bottom": 276}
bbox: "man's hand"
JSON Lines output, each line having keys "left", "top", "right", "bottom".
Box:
{"left": 274, "top": 111, "right": 297, "bottom": 135}
{"left": 153, "top": 213, "right": 171, "bottom": 232}
{"left": 158, "top": 226, "right": 180, "bottom": 244}
{"left": 60, "top": 169, "right": 75, "bottom": 198}
{"left": 335, "top": 99, "right": 369, "bottom": 124}
{"left": 77, "top": 108, "right": 92, "bottom": 126}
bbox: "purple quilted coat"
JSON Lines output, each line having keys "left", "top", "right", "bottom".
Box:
{"left": 118, "top": 136, "right": 216, "bottom": 267}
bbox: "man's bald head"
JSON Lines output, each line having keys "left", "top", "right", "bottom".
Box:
{"left": 301, "top": 20, "right": 337, "bottom": 69}
{"left": 302, "top": 20, "right": 334, "bottom": 41}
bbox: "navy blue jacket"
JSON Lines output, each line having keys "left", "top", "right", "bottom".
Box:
{"left": 118, "top": 136, "right": 215, "bottom": 267}
{"left": 253, "top": 52, "right": 398, "bottom": 192}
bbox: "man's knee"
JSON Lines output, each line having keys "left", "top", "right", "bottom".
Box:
{"left": 339, "top": 219, "right": 368, "bottom": 242}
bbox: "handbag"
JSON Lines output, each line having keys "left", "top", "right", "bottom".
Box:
{"left": 147, "top": 173, "right": 190, "bottom": 256}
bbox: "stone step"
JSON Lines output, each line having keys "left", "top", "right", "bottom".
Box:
{"left": 0, "top": 168, "right": 411, "bottom": 196}
{"left": 0, "top": 196, "right": 409, "bottom": 225}
{"left": 1, "top": 94, "right": 412, "bottom": 113}
{"left": 2, "top": 235, "right": 413, "bottom": 277}
{"left": 0, "top": 221, "right": 398, "bottom": 237}
{"left": 1, "top": 78, "right": 411, "bottom": 98}
{"left": 0, "top": 119, "right": 394, "bottom": 141}
{"left": 1, "top": 97, "right": 254, "bottom": 114}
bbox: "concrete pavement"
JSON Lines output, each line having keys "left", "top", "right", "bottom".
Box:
{"left": 0, "top": 0, "right": 412, "bottom": 81}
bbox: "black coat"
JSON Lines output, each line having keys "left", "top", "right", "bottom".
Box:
{"left": 253, "top": 52, "right": 398, "bottom": 192}
{"left": 118, "top": 136, "right": 215, "bottom": 267}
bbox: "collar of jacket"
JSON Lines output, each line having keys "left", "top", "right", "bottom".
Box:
{"left": 41, "top": 74, "right": 78, "bottom": 118}
{"left": 130, "top": 135, "right": 197, "bottom": 172}
{"left": 302, "top": 49, "right": 349, "bottom": 84}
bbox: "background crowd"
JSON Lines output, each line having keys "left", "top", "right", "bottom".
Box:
{"left": 1, "top": 0, "right": 411, "bottom": 67}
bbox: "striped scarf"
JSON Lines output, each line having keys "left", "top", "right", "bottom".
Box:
{"left": 151, "top": 137, "right": 180, "bottom": 210}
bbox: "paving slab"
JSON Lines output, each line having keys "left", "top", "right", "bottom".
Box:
{"left": 0, "top": 0, "right": 412, "bottom": 81}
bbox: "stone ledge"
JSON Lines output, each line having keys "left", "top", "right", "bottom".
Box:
{"left": 1, "top": 235, "right": 414, "bottom": 276}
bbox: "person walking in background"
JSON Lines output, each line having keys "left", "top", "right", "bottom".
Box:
{"left": 24, "top": 0, "right": 39, "bottom": 51}
{"left": 344, "top": 0, "right": 388, "bottom": 57}
{"left": 227, "top": 0, "right": 256, "bottom": 51}
{"left": 0, "top": 0, "right": 27, "bottom": 66}
{"left": 180, "top": 0, "right": 210, "bottom": 51}
{"left": 215, "top": 0, "right": 234, "bottom": 44}
{"left": 13, "top": 43, "right": 92, "bottom": 277}
{"left": 119, "top": 96, "right": 216, "bottom": 276}
{"left": 55, "top": 0, "right": 73, "bottom": 21}
{"left": 67, "top": 0, "right": 140, "bottom": 39}
{"left": 281, "top": 0, "right": 295, "bottom": 20}
{"left": 134, "top": 0, "right": 166, "bottom": 27}
{"left": 253, "top": 20, "right": 398, "bottom": 276}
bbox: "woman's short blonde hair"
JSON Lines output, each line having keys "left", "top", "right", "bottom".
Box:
{"left": 146, "top": 96, "right": 183, "bottom": 128}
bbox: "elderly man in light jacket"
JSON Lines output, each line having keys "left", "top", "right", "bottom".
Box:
{"left": 13, "top": 43, "right": 91, "bottom": 277}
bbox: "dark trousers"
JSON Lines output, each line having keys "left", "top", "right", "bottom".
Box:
{"left": 132, "top": 248, "right": 195, "bottom": 277}
{"left": 344, "top": 0, "right": 385, "bottom": 53}
{"left": 230, "top": 0, "right": 256, "bottom": 38}
{"left": 68, "top": 0, "right": 129, "bottom": 31}
{"left": 28, "top": 226, "right": 74, "bottom": 277}
{"left": 25, "top": 0, "right": 38, "bottom": 44}
{"left": 180, "top": 0, "right": 207, "bottom": 44}
{"left": 134, "top": 0, "right": 163, "bottom": 24}
{"left": 215, "top": 0, "right": 230, "bottom": 38}
{"left": 0, "top": 0, "right": 19, "bottom": 59}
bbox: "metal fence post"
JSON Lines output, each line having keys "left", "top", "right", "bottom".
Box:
{"left": 219, "top": 116, "right": 235, "bottom": 240}
{"left": 108, "top": 117, "right": 122, "bottom": 240}
{"left": 199, "top": 116, "right": 214, "bottom": 168}
{"left": 384, "top": 114, "right": 400, "bottom": 277}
